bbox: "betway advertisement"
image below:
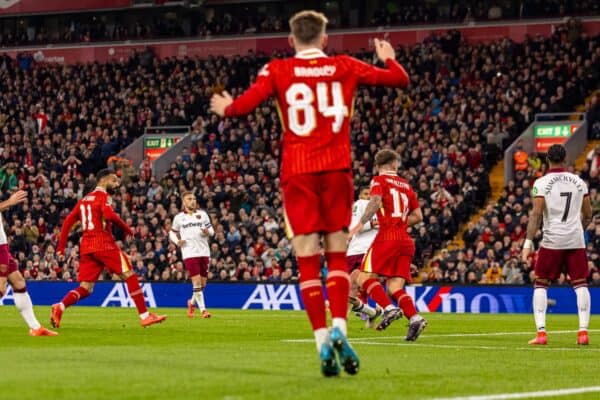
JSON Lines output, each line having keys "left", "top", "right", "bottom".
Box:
{"left": 0, "top": 0, "right": 131, "bottom": 15}
{"left": 2, "top": 282, "right": 599, "bottom": 314}
{"left": 6, "top": 19, "right": 600, "bottom": 65}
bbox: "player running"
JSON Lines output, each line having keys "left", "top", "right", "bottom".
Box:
{"left": 349, "top": 150, "right": 427, "bottom": 341}
{"left": 169, "top": 191, "right": 214, "bottom": 318}
{"left": 522, "top": 144, "right": 592, "bottom": 346}
{"left": 347, "top": 186, "right": 381, "bottom": 327}
{"left": 210, "top": 10, "right": 409, "bottom": 376}
{"left": 51, "top": 169, "right": 166, "bottom": 328}
{"left": 0, "top": 190, "right": 57, "bottom": 336}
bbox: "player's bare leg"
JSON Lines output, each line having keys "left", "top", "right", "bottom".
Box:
{"left": 357, "top": 271, "right": 401, "bottom": 331}
{"left": 120, "top": 270, "right": 166, "bottom": 327}
{"left": 324, "top": 231, "right": 359, "bottom": 375}
{"left": 51, "top": 281, "right": 94, "bottom": 328}
{"left": 529, "top": 279, "right": 548, "bottom": 345}
{"left": 293, "top": 233, "right": 339, "bottom": 376}
{"left": 2, "top": 271, "right": 57, "bottom": 336}
{"left": 573, "top": 281, "right": 590, "bottom": 345}
{"left": 388, "top": 277, "right": 426, "bottom": 341}
{"left": 348, "top": 269, "right": 380, "bottom": 328}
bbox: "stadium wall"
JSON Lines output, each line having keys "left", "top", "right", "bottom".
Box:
{"left": 2, "top": 282, "right": 599, "bottom": 314}
{"left": 5, "top": 18, "right": 600, "bottom": 65}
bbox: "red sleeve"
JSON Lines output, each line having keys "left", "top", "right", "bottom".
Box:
{"left": 347, "top": 56, "right": 409, "bottom": 87}
{"left": 224, "top": 61, "right": 276, "bottom": 117}
{"left": 370, "top": 178, "right": 383, "bottom": 197}
{"left": 102, "top": 204, "right": 134, "bottom": 237}
{"left": 57, "top": 202, "right": 80, "bottom": 253}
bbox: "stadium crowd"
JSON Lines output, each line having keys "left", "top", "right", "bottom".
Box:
{"left": 0, "top": 21, "right": 598, "bottom": 284}
{"left": 0, "top": 1, "right": 598, "bottom": 47}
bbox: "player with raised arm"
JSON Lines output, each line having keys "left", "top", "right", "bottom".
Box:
{"left": 522, "top": 144, "right": 592, "bottom": 346}
{"left": 0, "top": 190, "right": 57, "bottom": 336}
{"left": 349, "top": 150, "right": 427, "bottom": 341}
{"left": 210, "top": 10, "right": 409, "bottom": 376}
{"left": 169, "top": 191, "right": 214, "bottom": 318}
{"left": 347, "top": 186, "right": 381, "bottom": 327}
{"left": 51, "top": 169, "right": 166, "bottom": 328}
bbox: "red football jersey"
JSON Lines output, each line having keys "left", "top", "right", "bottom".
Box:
{"left": 57, "top": 188, "right": 133, "bottom": 255}
{"left": 370, "top": 172, "right": 419, "bottom": 242}
{"left": 224, "top": 48, "right": 409, "bottom": 180}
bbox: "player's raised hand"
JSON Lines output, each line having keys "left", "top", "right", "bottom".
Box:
{"left": 374, "top": 38, "right": 395, "bottom": 62}
{"left": 8, "top": 190, "right": 28, "bottom": 207}
{"left": 210, "top": 91, "right": 233, "bottom": 117}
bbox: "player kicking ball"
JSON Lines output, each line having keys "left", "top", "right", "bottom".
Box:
{"left": 349, "top": 150, "right": 427, "bottom": 341}
{"left": 169, "top": 191, "right": 214, "bottom": 318}
{"left": 0, "top": 190, "right": 56, "bottom": 336}
{"left": 210, "top": 10, "right": 409, "bottom": 376}
{"left": 522, "top": 144, "right": 592, "bottom": 346}
{"left": 347, "top": 186, "right": 381, "bottom": 327}
{"left": 51, "top": 169, "right": 166, "bottom": 328}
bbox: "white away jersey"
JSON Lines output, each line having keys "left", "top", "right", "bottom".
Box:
{"left": 0, "top": 213, "right": 7, "bottom": 245}
{"left": 170, "top": 210, "right": 214, "bottom": 259}
{"left": 347, "top": 199, "right": 378, "bottom": 256}
{"left": 532, "top": 170, "right": 588, "bottom": 249}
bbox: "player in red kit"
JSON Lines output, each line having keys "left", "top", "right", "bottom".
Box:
{"left": 210, "top": 10, "right": 409, "bottom": 376}
{"left": 51, "top": 169, "right": 166, "bottom": 328}
{"left": 349, "top": 150, "right": 427, "bottom": 341}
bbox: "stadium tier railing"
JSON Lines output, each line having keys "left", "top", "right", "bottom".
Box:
{"left": 3, "top": 17, "right": 600, "bottom": 64}
{"left": 503, "top": 113, "right": 587, "bottom": 184}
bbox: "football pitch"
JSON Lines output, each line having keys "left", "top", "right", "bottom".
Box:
{"left": 0, "top": 307, "right": 598, "bottom": 400}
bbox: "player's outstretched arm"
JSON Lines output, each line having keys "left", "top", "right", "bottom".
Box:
{"left": 210, "top": 63, "right": 276, "bottom": 118}
{"left": 349, "top": 195, "right": 382, "bottom": 237}
{"left": 168, "top": 229, "right": 184, "bottom": 247}
{"left": 351, "top": 39, "right": 409, "bottom": 87}
{"left": 0, "top": 190, "right": 28, "bottom": 212}
{"left": 57, "top": 206, "right": 81, "bottom": 254}
{"left": 522, "top": 197, "right": 544, "bottom": 262}
{"left": 102, "top": 205, "right": 134, "bottom": 237}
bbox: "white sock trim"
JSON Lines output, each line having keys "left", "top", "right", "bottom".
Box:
{"left": 314, "top": 328, "right": 328, "bottom": 352}
{"left": 332, "top": 317, "right": 347, "bottom": 337}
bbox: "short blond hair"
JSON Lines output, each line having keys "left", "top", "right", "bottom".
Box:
{"left": 374, "top": 149, "right": 400, "bottom": 167}
{"left": 289, "top": 10, "right": 328, "bottom": 45}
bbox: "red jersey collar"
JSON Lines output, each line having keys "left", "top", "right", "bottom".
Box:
{"left": 380, "top": 171, "right": 398, "bottom": 177}
{"left": 295, "top": 48, "right": 327, "bottom": 59}
{"left": 546, "top": 168, "right": 566, "bottom": 173}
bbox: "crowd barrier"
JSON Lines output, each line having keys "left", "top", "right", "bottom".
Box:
{"left": 1, "top": 282, "right": 599, "bottom": 314}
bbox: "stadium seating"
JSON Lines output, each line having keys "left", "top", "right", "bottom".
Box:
{"left": 0, "top": 21, "right": 598, "bottom": 283}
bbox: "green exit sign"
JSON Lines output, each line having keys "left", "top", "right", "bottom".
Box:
{"left": 534, "top": 124, "right": 576, "bottom": 138}
{"left": 145, "top": 137, "right": 176, "bottom": 149}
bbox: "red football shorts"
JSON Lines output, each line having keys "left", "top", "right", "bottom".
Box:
{"left": 281, "top": 170, "right": 353, "bottom": 237}
{"left": 184, "top": 257, "right": 209, "bottom": 278}
{"left": 0, "top": 244, "right": 18, "bottom": 278}
{"left": 346, "top": 254, "right": 365, "bottom": 272}
{"left": 78, "top": 250, "right": 133, "bottom": 282}
{"left": 535, "top": 247, "right": 588, "bottom": 283}
{"left": 361, "top": 239, "right": 414, "bottom": 281}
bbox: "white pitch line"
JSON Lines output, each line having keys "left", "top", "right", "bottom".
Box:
{"left": 432, "top": 385, "right": 600, "bottom": 400}
{"left": 351, "top": 340, "right": 600, "bottom": 352}
{"left": 282, "top": 329, "right": 600, "bottom": 343}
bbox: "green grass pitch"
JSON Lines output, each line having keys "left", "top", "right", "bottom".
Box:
{"left": 0, "top": 307, "right": 598, "bottom": 400}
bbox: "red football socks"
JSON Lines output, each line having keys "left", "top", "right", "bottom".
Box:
{"left": 62, "top": 286, "right": 90, "bottom": 308}
{"left": 298, "top": 255, "right": 327, "bottom": 330}
{"left": 325, "top": 252, "right": 350, "bottom": 320}
{"left": 125, "top": 275, "right": 148, "bottom": 315}
{"left": 392, "top": 289, "right": 417, "bottom": 319}
{"left": 362, "top": 278, "right": 392, "bottom": 309}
